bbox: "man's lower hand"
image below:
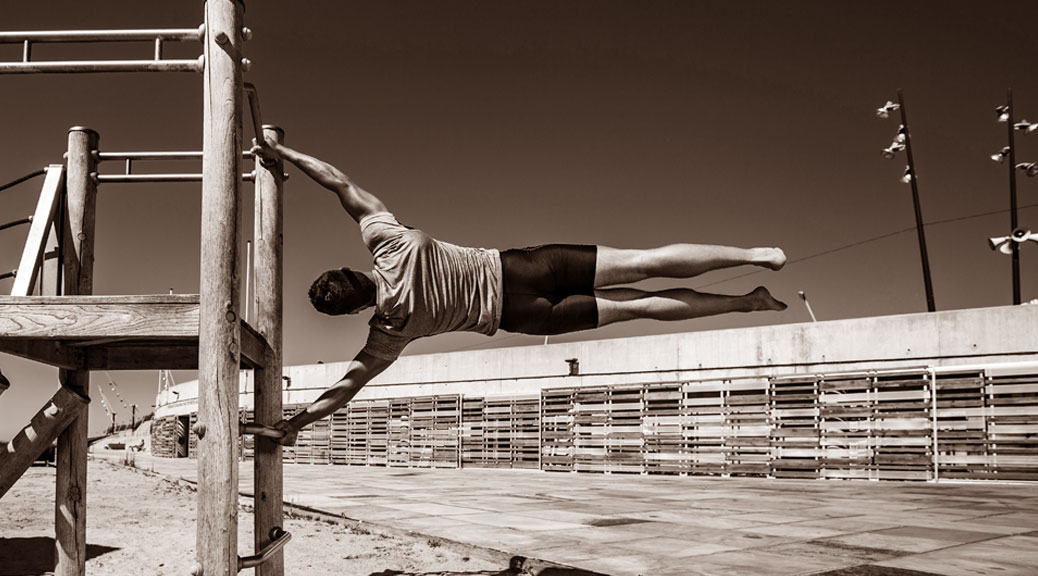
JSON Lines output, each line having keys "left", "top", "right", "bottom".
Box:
{"left": 272, "top": 419, "right": 298, "bottom": 447}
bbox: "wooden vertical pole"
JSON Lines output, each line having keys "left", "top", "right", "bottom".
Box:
{"left": 55, "top": 126, "right": 97, "bottom": 576}
{"left": 196, "top": 1, "right": 244, "bottom": 575}
{"left": 254, "top": 125, "right": 285, "bottom": 576}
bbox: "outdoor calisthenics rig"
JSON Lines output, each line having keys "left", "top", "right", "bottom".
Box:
{"left": 0, "top": 2, "right": 292, "bottom": 576}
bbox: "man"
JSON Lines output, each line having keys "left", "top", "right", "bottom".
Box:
{"left": 252, "top": 141, "right": 787, "bottom": 446}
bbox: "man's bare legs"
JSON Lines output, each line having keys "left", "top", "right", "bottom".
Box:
{"left": 594, "top": 244, "right": 786, "bottom": 287}
{"left": 592, "top": 244, "right": 787, "bottom": 327}
{"left": 596, "top": 286, "right": 786, "bottom": 327}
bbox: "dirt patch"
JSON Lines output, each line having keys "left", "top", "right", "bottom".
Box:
{"left": 3, "top": 459, "right": 503, "bottom": 576}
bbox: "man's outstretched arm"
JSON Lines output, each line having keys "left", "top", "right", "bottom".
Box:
{"left": 273, "top": 351, "right": 393, "bottom": 446}
{"left": 255, "top": 139, "right": 387, "bottom": 223}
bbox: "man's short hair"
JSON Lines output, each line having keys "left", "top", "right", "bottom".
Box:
{"left": 308, "top": 268, "right": 373, "bottom": 315}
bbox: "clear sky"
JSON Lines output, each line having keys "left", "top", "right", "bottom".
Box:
{"left": 2, "top": 1, "right": 1037, "bottom": 440}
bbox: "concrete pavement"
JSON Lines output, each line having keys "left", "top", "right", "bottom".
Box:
{"left": 106, "top": 453, "right": 1038, "bottom": 576}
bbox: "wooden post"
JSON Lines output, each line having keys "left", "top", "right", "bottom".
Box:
{"left": 196, "top": 1, "right": 245, "bottom": 575}
{"left": 254, "top": 125, "right": 285, "bottom": 576}
{"left": 0, "top": 386, "right": 88, "bottom": 499}
{"left": 55, "top": 126, "right": 97, "bottom": 576}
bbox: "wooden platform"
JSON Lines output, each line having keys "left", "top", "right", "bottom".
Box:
{"left": 0, "top": 295, "right": 271, "bottom": 371}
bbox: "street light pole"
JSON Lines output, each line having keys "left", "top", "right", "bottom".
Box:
{"left": 897, "top": 89, "right": 936, "bottom": 312}
{"left": 1006, "top": 89, "right": 1021, "bottom": 305}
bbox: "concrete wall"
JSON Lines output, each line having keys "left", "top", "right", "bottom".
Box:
{"left": 155, "top": 304, "right": 1038, "bottom": 418}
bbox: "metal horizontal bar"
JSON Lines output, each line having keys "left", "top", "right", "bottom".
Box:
{"left": 0, "top": 58, "right": 202, "bottom": 75}
{"left": 0, "top": 270, "right": 15, "bottom": 281}
{"left": 0, "top": 216, "right": 32, "bottom": 233}
{"left": 238, "top": 529, "right": 292, "bottom": 571}
{"left": 240, "top": 422, "right": 286, "bottom": 439}
{"left": 98, "top": 151, "right": 202, "bottom": 161}
{"left": 0, "top": 28, "right": 202, "bottom": 44}
{"left": 0, "top": 168, "right": 47, "bottom": 194}
{"left": 95, "top": 173, "right": 255, "bottom": 183}
{"left": 97, "top": 151, "right": 256, "bottom": 161}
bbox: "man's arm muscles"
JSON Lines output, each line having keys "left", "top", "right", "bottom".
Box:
{"left": 275, "top": 351, "right": 393, "bottom": 444}
{"left": 267, "top": 142, "right": 387, "bottom": 223}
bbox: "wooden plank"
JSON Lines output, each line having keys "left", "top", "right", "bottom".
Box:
{"left": 0, "top": 296, "right": 199, "bottom": 339}
{"left": 12, "top": 165, "right": 64, "bottom": 296}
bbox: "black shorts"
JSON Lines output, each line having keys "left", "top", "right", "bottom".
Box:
{"left": 499, "top": 244, "right": 599, "bottom": 335}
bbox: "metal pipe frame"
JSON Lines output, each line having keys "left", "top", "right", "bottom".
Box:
{"left": 96, "top": 151, "right": 255, "bottom": 161}
{"left": 0, "top": 59, "right": 203, "bottom": 74}
{"left": 0, "top": 28, "right": 203, "bottom": 43}
{"left": 94, "top": 173, "right": 256, "bottom": 183}
{"left": 238, "top": 529, "right": 292, "bottom": 571}
{"left": 98, "top": 151, "right": 203, "bottom": 161}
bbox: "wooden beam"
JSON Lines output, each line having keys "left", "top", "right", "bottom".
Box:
{"left": 84, "top": 342, "right": 200, "bottom": 370}
{"left": 253, "top": 125, "right": 285, "bottom": 576}
{"left": 12, "top": 165, "right": 64, "bottom": 296}
{"left": 0, "top": 340, "right": 83, "bottom": 369}
{"left": 0, "top": 295, "right": 200, "bottom": 339}
{"left": 0, "top": 385, "right": 88, "bottom": 499}
{"left": 196, "top": 2, "right": 245, "bottom": 575}
{"left": 240, "top": 321, "right": 272, "bottom": 370}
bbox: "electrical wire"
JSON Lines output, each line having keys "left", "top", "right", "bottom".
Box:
{"left": 696, "top": 202, "right": 1038, "bottom": 290}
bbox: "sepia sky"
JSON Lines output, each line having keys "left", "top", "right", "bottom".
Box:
{"left": 2, "top": 1, "right": 1037, "bottom": 438}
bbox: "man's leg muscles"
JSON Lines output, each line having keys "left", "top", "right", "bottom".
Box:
{"left": 595, "top": 286, "right": 786, "bottom": 328}
{"left": 594, "top": 244, "right": 786, "bottom": 288}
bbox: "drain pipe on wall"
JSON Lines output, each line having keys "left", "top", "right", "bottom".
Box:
{"left": 929, "top": 366, "right": 939, "bottom": 482}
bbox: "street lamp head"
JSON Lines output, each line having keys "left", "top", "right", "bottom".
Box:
{"left": 989, "top": 229, "right": 1037, "bottom": 254}
{"left": 1014, "top": 120, "right": 1037, "bottom": 134}
{"left": 876, "top": 100, "right": 900, "bottom": 119}
{"left": 991, "top": 146, "right": 1011, "bottom": 164}
{"left": 996, "top": 105, "right": 1010, "bottom": 123}
{"left": 881, "top": 143, "right": 905, "bottom": 159}
{"left": 900, "top": 166, "right": 913, "bottom": 183}
{"left": 1016, "top": 162, "right": 1038, "bottom": 177}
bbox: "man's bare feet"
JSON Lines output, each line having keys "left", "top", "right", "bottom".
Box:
{"left": 754, "top": 247, "right": 787, "bottom": 271}
{"left": 749, "top": 286, "right": 787, "bottom": 311}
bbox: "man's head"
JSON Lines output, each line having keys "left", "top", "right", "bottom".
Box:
{"left": 308, "top": 267, "right": 375, "bottom": 316}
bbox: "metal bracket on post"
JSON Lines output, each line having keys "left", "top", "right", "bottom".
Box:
{"left": 238, "top": 527, "right": 292, "bottom": 572}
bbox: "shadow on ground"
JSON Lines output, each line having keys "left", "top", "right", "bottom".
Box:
{"left": 368, "top": 555, "right": 605, "bottom": 576}
{"left": 0, "top": 537, "right": 119, "bottom": 576}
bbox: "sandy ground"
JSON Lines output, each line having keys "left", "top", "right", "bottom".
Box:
{"left": 2, "top": 458, "right": 506, "bottom": 576}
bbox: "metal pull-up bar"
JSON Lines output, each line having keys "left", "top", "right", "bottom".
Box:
{"left": 238, "top": 528, "right": 292, "bottom": 571}
{"left": 0, "top": 26, "right": 206, "bottom": 74}
{"left": 239, "top": 422, "right": 286, "bottom": 439}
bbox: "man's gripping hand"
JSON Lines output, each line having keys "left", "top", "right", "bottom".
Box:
{"left": 251, "top": 136, "right": 280, "bottom": 169}
{"left": 272, "top": 419, "right": 299, "bottom": 447}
